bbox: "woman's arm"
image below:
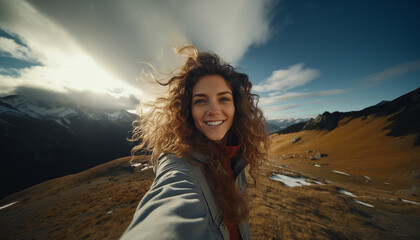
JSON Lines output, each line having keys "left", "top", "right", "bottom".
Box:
{"left": 120, "top": 154, "right": 221, "bottom": 240}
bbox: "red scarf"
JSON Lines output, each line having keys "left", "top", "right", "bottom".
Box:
{"left": 219, "top": 143, "right": 241, "bottom": 240}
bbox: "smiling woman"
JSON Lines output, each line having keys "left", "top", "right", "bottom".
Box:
{"left": 121, "top": 46, "right": 270, "bottom": 240}
{"left": 191, "top": 75, "right": 235, "bottom": 144}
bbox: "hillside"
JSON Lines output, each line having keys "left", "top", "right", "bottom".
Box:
{"left": 0, "top": 95, "right": 137, "bottom": 198}
{"left": 1, "top": 139, "right": 419, "bottom": 239}
{"left": 270, "top": 115, "right": 420, "bottom": 188}
{"left": 277, "top": 87, "right": 420, "bottom": 145}
{"left": 1, "top": 87, "right": 419, "bottom": 239}
{"left": 0, "top": 156, "right": 153, "bottom": 240}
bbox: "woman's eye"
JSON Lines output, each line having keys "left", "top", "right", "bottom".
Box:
{"left": 220, "top": 97, "right": 231, "bottom": 102}
{"left": 193, "top": 99, "right": 205, "bottom": 104}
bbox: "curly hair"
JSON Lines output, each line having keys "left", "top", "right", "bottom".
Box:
{"left": 130, "top": 45, "right": 270, "bottom": 224}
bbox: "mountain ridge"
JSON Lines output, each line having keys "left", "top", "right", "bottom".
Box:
{"left": 0, "top": 95, "right": 138, "bottom": 199}
{"left": 276, "top": 87, "right": 420, "bottom": 145}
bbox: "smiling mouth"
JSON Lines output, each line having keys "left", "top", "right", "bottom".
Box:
{"left": 204, "top": 120, "right": 225, "bottom": 126}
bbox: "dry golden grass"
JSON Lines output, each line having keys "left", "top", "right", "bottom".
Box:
{"left": 269, "top": 115, "right": 420, "bottom": 189}
{"left": 248, "top": 156, "right": 420, "bottom": 239}
{"left": 0, "top": 156, "right": 153, "bottom": 240}
{"left": 1, "top": 115, "right": 419, "bottom": 239}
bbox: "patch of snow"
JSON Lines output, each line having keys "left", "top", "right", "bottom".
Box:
{"left": 127, "top": 109, "right": 138, "bottom": 115}
{"left": 29, "top": 105, "right": 76, "bottom": 118}
{"left": 338, "top": 189, "right": 357, "bottom": 197}
{"left": 364, "top": 176, "right": 371, "bottom": 180}
{"left": 280, "top": 170, "right": 296, "bottom": 175}
{"left": 333, "top": 170, "right": 350, "bottom": 176}
{"left": 141, "top": 166, "right": 153, "bottom": 171}
{"left": 131, "top": 163, "right": 142, "bottom": 167}
{"left": 62, "top": 118, "right": 71, "bottom": 125}
{"left": 106, "top": 210, "right": 113, "bottom": 215}
{"left": 17, "top": 108, "right": 42, "bottom": 119}
{"left": 401, "top": 199, "right": 420, "bottom": 205}
{"left": 354, "top": 199, "right": 374, "bottom": 208}
{"left": 0, "top": 201, "right": 18, "bottom": 210}
{"left": 87, "top": 112, "right": 103, "bottom": 121}
{"left": 384, "top": 182, "right": 390, "bottom": 185}
{"left": 106, "top": 111, "right": 123, "bottom": 121}
{"left": 54, "top": 119, "right": 71, "bottom": 129}
{"left": 269, "top": 174, "right": 323, "bottom": 187}
{"left": 314, "top": 164, "right": 321, "bottom": 167}
{"left": 0, "top": 118, "right": 15, "bottom": 127}
{"left": 54, "top": 107, "right": 76, "bottom": 118}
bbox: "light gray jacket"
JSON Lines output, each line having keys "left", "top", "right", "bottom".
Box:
{"left": 120, "top": 153, "right": 251, "bottom": 240}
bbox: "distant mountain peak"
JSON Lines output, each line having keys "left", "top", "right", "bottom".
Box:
{"left": 275, "top": 87, "right": 420, "bottom": 145}
{"left": 0, "top": 94, "right": 138, "bottom": 198}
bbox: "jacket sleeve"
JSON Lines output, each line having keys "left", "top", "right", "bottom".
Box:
{"left": 120, "top": 154, "right": 221, "bottom": 240}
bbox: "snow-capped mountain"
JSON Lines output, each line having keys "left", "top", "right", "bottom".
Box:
{"left": 0, "top": 95, "right": 138, "bottom": 198}
{"left": 265, "top": 118, "right": 310, "bottom": 134}
{"left": 0, "top": 95, "right": 133, "bottom": 123}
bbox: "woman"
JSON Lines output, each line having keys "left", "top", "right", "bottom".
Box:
{"left": 121, "top": 46, "right": 270, "bottom": 240}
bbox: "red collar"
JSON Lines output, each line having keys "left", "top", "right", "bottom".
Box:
{"left": 219, "top": 142, "right": 241, "bottom": 161}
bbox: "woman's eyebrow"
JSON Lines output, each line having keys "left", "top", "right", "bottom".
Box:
{"left": 192, "top": 91, "right": 232, "bottom": 98}
{"left": 192, "top": 93, "right": 207, "bottom": 98}
{"left": 217, "top": 91, "right": 232, "bottom": 96}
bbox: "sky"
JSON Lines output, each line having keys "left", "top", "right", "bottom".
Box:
{"left": 0, "top": 0, "right": 419, "bottom": 119}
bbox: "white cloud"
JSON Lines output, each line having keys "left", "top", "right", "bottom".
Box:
{"left": 253, "top": 63, "right": 321, "bottom": 92}
{"left": 260, "top": 89, "right": 347, "bottom": 106}
{"left": 0, "top": 37, "right": 38, "bottom": 62}
{"left": 0, "top": 0, "right": 275, "bottom": 107}
{"left": 359, "top": 59, "right": 420, "bottom": 85}
{"left": 263, "top": 103, "right": 303, "bottom": 112}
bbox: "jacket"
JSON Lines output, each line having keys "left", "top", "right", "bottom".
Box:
{"left": 120, "top": 152, "right": 251, "bottom": 240}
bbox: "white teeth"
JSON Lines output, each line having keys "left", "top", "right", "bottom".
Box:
{"left": 205, "top": 121, "right": 223, "bottom": 126}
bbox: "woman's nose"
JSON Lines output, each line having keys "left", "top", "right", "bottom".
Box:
{"left": 207, "top": 101, "right": 220, "bottom": 116}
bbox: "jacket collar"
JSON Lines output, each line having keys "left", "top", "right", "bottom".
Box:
{"left": 188, "top": 152, "right": 248, "bottom": 179}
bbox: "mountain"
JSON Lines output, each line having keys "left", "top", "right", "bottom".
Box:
{"left": 276, "top": 87, "right": 420, "bottom": 145}
{"left": 267, "top": 118, "right": 310, "bottom": 129}
{"left": 265, "top": 118, "right": 310, "bottom": 134}
{"left": 1, "top": 89, "right": 420, "bottom": 239}
{"left": 0, "top": 95, "right": 137, "bottom": 199}
{"left": 264, "top": 121, "right": 281, "bottom": 134}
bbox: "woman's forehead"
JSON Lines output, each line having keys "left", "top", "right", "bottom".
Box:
{"left": 192, "top": 75, "right": 232, "bottom": 95}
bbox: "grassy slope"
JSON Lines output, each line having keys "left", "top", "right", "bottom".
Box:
{"left": 269, "top": 115, "right": 420, "bottom": 189}
{"left": 0, "top": 115, "right": 419, "bottom": 239}
{"left": 0, "top": 156, "right": 153, "bottom": 240}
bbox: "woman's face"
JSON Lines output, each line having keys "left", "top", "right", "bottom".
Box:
{"left": 191, "top": 75, "right": 235, "bottom": 144}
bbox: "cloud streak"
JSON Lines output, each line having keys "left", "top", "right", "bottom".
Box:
{"left": 253, "top": 63, "right": 321, "bottom": 92}
{"left": 262, "top": 103, "right": 304, "bottom": 112}
{"left": 260, "top": 89, "right": 348, "bottom": 106}
{"left": 358, "top": 59, "right": 420, "bottom": 85}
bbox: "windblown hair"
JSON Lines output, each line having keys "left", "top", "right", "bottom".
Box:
{"left": 130, "top": 45, "right": 270, "bottom": 224}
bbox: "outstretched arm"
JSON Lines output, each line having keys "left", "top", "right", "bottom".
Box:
{"left": 120, "top": 154, "right": 220, "bottom": 240}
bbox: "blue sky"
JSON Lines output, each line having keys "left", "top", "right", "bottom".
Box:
{"left": 241, "top": 0, "right": 420, "bottom": 118}
{"left": 0, "top": 0, "right": 419, "bottom": 118}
